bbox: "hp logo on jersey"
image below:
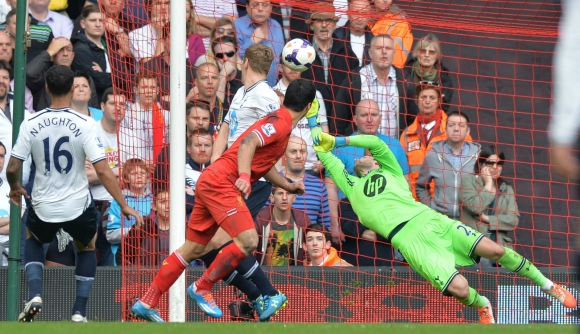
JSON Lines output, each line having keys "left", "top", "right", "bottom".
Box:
{"left": 363, "top": 174, "right": 386, "bottom": 197}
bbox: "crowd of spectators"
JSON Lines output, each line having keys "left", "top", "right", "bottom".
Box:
{"left": 0, "top": 0, "right": 520, "bottom": 270}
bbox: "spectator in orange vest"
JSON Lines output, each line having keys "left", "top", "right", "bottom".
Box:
{"left": 369, "top": 0, "right": 413, "bottom": 69}
{"left": 304, "top": 223, "right": 351, "bottom": 267}
{"left": 400, "top": 85, "right": 472, "bottom": 200}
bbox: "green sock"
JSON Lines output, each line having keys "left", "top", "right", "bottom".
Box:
{"left": 497, "top": 247, "right": 549, "bottom": 288}
{"left": 457, "top": 287, "right": 488, "bottom": 308}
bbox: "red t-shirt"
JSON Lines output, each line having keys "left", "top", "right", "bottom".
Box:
{"left": 209, "top": 108, "right": 294, "bottom": 184}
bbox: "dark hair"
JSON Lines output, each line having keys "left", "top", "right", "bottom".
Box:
{"left": 211, "top": 35, "right": 238, "bottom": 53}
{"left": 446, "top": 110, "right": 470, "bottom": 124}
{"left": 305, "top": 223, "right": 331, "bottom": 244}
{"left": 153, "top": 185, "right": 169, "bottom": 199}
{"left": 271, "top": 177, "right": 293, "bottom": 195}
{"left": 81, "top": 4, "right": 101, "bottom": 20}
{"left": 475, "top": 145, "right": 508, "bottom": 188}
{"left": 101, "top": 87, "right": 126, "bottom": 104}
{"left": 0, "top": 140, "right": 5, "bottom": 153}
{"left": 74, "top": 70, "right": 91, "bottom": 87}
{"left": 187, "top": 127, "right": 212, "bottom": 146}
{"left": 5, "top": 9, "right": 16, "bottom": 25}
{"left": 135, "top": 70, "right": 158, "bottom": 86}
{"left": 46, "top": 65, "right": 74, "bottom": 97}
{"left": 0, "top": 59, "right": 12, "bottom": 74}
{"left": 283, "top": 79, "right": 317, "bottom": 112}
{"left": 186, "top": 100, "right": 211, "bottom": 116}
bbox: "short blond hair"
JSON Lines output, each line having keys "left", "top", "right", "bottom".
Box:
{"left": 244, "top": 44, "right": 274, "bottom": 75}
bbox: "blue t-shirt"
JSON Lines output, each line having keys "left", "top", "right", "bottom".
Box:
{"left": 327, "top": 132, "right": 409, "bottom": 199}
{"left": 89, "top": 107, "right": 103, "bottom": 121}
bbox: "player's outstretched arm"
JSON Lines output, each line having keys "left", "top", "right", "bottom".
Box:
{"left": 211, "top": 122, "right": 230, "bottom": 163}
{"left": 236, "top": 132, "right": 261, "bottom": 199}
{"left": 93, "top": 160, "right": 144, "bottom": 227}
{"left": 6, "top": 157, "right": 30, "bottom": 206}
{"left": 264, "top": 166, "right": 305, "bottom": 195}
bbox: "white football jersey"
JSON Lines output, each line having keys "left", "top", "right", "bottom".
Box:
{"left": 223, "top": 80, "right": 280, "bottom": 148}
{"left": 11, "top": 108, "right": 106, "bottom": 222}
{"left": 272, "top": 80, "right": 328, "bottom": 170}
{"left": 90, "top": 120, "right": 118, "bottom": 201}
{"left": 185, "top": 164, "right": 202, "bottom": 192}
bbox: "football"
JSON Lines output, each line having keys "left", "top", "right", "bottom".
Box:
{"left": 282, "top": 38, "right": 316, "bottom": 72}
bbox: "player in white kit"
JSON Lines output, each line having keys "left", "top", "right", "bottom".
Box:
{"left": 6, "top": 66, "right": 142, "bottom": 323}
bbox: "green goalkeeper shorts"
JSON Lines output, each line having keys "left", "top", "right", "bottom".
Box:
{"left": 391, "top": 210, "right": 485, "bottom": 294}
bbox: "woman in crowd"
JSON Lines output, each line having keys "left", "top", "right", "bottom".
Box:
{"left": 460, "top": 145, "right": 520, "bottom": 266}
{"left": 403, "top": 33, "right": 454, "bottom": 116}
{"left": 400, "top": 85, "right": 469, "bottom": 200}
{"left": 206, "top": 17, "right": 242, "bottom": 70}
{"left": 71, "top": 71, "right": 103, "bottom": 120}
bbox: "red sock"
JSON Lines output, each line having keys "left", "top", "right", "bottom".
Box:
{"left": 196, "top": 242, "right": 246, "bottom": 291}
{"left": 141, "top": 252, "right": 188, "bottom": 307}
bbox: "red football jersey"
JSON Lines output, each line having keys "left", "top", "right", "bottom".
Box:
{"left": 209, "top": 107, "right": 294, "bottom": 184}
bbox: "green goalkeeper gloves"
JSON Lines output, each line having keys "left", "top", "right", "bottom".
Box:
{"left": 313, "top": 133, "right": 347, "bottom": 152}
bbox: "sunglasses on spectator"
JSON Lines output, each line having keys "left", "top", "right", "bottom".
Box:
{"left": 420, "top": 81, "right": 441, "bottom": 86}
{"left": 215, "top": 51, "right": 236, "bottom": 59}
{"left": 420, "top": 49, "right": 437, "bottom": 56}
{"left": 217, "top": 28, "right": 235, "bottom": 36}
{"left": 484, "top": 160, "right": 504, "bottom": 167}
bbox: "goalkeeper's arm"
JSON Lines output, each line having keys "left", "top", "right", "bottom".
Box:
{"left": 343, "top": 135, "right": 404, "bottom": 177}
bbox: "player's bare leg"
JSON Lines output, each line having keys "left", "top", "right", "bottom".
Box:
{"left": 474, "top": 237, "right": 577, "bottom": 308}
{"left": 446, "top": 274, "right": 494, "bottom": 324}
{"left": 132, "top": 239, "right": 207, "bottom": 322}
{"left": 19, "top": 229, "right": 45, "bottom": 322}
{"left": 70, "top": 233, "right": 97, "bottom": 323}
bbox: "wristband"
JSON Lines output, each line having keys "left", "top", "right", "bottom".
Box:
{"left": 307, "top": 116, "right": 320, "bottom": 129}
{"left": 239, "top": 172, "right": 251, "bottom": 184}
{"left": 335, "top": 136, "right": 347, "bottom": 148}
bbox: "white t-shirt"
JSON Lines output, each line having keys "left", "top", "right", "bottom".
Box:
{"left": 185, "top": 164, "right": 202, "bottom": 192}
{"left": 120, "top": 102, "right": 170, "bottom": 164}
{"left": 90, "top": 121, "right": 118, "bottom": 201}
{"left": 194, "top": 0, "right": 237, "bottom": 51}
{"left": 11, "top": 108, "right": 106, "bottom": 222}
{"left": 350, "top": 33, "right": 366, "bottom": 68}
{"left": 272, "top": 80, "right": 328, "bottom": 170}
{"left": 0, "top": 175, "right": 10, "bottom": 254}
{"left": 223, "top": 80, "right": 280, "bottom": 147}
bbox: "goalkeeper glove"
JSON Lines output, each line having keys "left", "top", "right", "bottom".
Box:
{"left": 313, "top": 133, "right": 347, "bottom": 152}
{"left": 305, "top": 98, "right": 320, "bottom": 129}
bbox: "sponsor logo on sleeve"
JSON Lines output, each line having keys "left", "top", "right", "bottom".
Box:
{"left": 261, "top": 123, "right": 276, "bottom": 137}
{"left": 267, "top": 103, "right": 278, "bottom": 112}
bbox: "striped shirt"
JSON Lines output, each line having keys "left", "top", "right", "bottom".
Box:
{"left": 312, "top": 38, "right": 333, "bottom": 84}
{"left": 265, "top": 173, "right": 331, "bottom": 230}
{"left": 358, "top": 64, "right": 399, "bottom": 138}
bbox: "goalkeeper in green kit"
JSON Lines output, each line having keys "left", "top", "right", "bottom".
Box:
{"left": 304, "top": 103, "right": 577, "bottom": 324}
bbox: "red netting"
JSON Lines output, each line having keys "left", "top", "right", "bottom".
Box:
{"left": 101, "top": 0, "right": 577, "bottom": 323}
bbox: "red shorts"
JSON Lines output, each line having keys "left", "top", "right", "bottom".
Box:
{"left": 186, "top": 171, "right": 255, "bottom": 245}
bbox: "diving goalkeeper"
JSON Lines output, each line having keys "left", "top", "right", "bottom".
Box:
{"left": 305, "top": 108, "right": 577, "bottom": 323}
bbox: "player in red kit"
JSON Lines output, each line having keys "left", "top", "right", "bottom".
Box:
{"left": 131, "top": 79, "right": 318, "bottom": 322}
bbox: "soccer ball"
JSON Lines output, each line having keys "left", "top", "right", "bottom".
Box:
{"left": 282, "top": 38, "right": 316, "bottom": 72}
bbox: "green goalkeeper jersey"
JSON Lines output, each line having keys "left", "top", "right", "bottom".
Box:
{"left": 318, "top": 135, "right": 431, "bottom": 238}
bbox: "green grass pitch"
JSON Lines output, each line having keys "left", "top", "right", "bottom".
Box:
{"left": 0, "top": 323, "right": 576, "bottom": 334}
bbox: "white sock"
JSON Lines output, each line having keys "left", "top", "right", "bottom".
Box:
{"left": 541, "top": 279, "right": 554, "bottom": 291}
